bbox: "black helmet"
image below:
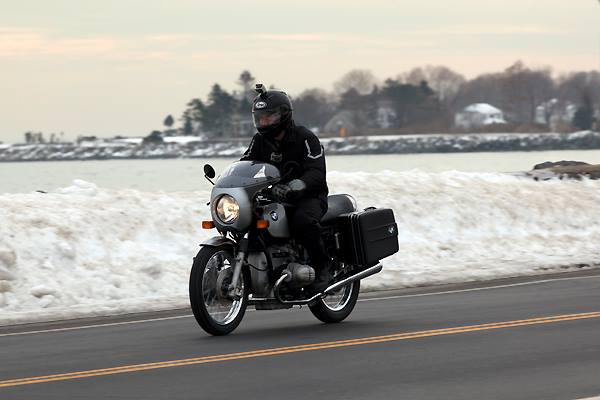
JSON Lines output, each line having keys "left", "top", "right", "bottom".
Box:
{"left": 252, "top": 84, "right": 293, "bottom": 138}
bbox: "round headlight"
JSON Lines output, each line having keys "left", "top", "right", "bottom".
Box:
{"left": 215, "top": 195, "right": 240, "bottom": 224}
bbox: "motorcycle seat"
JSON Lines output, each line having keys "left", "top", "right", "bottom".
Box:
{"left": 321, "top": 194, "right": 356, "bottom": 224}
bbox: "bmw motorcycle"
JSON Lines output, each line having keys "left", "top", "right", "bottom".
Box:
{"left": 189, "top": 161, "right": 399, "bottom": 335}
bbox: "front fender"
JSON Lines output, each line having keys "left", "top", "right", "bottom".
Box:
{"left": 200, "top": 236, "right": 237, "bottom": 249}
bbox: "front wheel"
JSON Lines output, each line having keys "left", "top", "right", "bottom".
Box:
{"left": 309, "top": 280, "right": 360, "bottom": 323}
{"left": 189, "top": 246, "right": 249, "bottom": 335}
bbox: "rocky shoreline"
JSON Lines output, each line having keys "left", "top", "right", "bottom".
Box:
{"left": 1, "top": 131, "right": 599, "bottom": 162}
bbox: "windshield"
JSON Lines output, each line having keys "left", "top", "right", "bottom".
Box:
{"left": 215, "top": 161, "right": 280, "bottom": 188}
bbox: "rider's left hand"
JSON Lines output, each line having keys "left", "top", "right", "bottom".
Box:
{"left": 271, "top": 179, "right": 306, "bottom": 202}
{"left": 271, "top": 184, "right": 292, "bottom": 202}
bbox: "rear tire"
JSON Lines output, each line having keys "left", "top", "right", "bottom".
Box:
{"left": 309, "top": 280, "right": 360, "bottom": 323}
{"left": 189, "top": 246, "right": 249, "bottom": 336}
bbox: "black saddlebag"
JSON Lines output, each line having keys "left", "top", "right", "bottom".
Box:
{"left": 336, "top": 208, "right": 399, "bottom": 267}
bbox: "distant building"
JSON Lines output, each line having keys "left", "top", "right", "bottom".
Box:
{"left": 454, "top": 103, "right": 507, "bottom": 129}
{"left": 376, "top": 101, "right": 396, "bottom": 129}
{"left": 324, "top": 111, "right": 359, "bottom": 136}
{"left": 535, "top": 99, "right": 578, "bottom": 132}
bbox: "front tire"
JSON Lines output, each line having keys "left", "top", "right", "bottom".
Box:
{"left": 189, "top": 246, "right": 249, "bottom": 335}
{"left": 309, "top": 280, "right": 360, "bottom": 323}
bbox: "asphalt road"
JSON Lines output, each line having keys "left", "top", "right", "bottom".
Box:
{"left": 1, "top": 270, "right": 600, "bottom": 400}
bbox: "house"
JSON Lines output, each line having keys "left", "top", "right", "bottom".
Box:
{"left": 454, "top": 103, "right": 507, "bottom": 129}
{"left": 324, "top": 111, "right": 359, "bottom": 136}
{"left": 376, "top": 101, "right": 396, "bottom": 129}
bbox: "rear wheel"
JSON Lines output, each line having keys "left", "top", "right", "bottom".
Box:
{"left": 309, "top": 280, "right": 360, "bottom": 323}
{"left": 189, "top": 246, "right": 249, "bottom": 335}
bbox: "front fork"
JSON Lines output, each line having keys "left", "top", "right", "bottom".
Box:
{"left": 228, "top": 232, "right": 249, "bottom": 299}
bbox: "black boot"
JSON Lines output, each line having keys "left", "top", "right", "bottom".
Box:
{"left": 306, "top": 261, "right": 332, "bottom": 294}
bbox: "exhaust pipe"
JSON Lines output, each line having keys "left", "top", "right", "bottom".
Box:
{"left": 324, "top": 264, "right": 383, "bottom": 295}
{"left": 274, "top": 263, "right": 383, "bottom": 305}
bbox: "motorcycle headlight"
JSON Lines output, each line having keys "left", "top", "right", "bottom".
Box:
{"left": 215, "top": 195, "right": 240, "bottom": 224}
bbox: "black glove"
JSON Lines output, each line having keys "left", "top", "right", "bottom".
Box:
{"left": 271, "top": 179, "right": 306, "bottom": 202}
{"left": 288, "top": 179, "right": 306, "bottom": 192}
{"left": 271, "top": 184, "right": 292, "bottom": 202}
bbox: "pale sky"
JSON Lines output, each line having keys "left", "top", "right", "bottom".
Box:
{"left": 1, "top": 0, "right": 599, "bottom": 143}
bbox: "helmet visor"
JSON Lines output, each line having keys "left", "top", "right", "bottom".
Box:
{"left": 253, "top": 109, "right": 281, "bottom": 130}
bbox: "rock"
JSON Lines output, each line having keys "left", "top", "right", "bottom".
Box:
{"left": 533, "top": 160, "right": 590, "bottom": 170}
{"left": 529, "top": 161, "right": 600, "bottom": 180}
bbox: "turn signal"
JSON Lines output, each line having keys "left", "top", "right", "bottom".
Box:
{"left": 202, "top": 220, "right": 215, "bottom": 229}
{"left": 256, "top": 219, "right": 269, "bottom": 229}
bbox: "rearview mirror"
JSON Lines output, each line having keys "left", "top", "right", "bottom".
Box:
{"left": 204, "top": 164, "right": 216, "bottom": 179}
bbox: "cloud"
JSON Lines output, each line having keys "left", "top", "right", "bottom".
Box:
{"left": 404, "top": 25, "right": 567, "bottom": 37}
{"left": 0, "top": 27, "right": 119, "bottom": 58}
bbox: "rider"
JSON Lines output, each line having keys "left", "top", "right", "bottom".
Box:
{"left": 241, "top": 84, "right": 331, "bottom": 292}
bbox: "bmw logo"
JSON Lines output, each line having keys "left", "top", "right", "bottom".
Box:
{"left": 270, "top": 211, "right": 279, "bottom": 221}
{"left": 255, "top": 101, "right": 267, "bottom": 109}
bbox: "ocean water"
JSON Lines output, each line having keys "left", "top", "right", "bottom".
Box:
{"left": 1, "top": 149, "right": 600, "bottom": 193}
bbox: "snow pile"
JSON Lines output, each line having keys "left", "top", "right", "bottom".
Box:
{"left": 2, "top": 173, "right": 600, "bottom": 324}
{"left": 0, "top": 181, "right": 211, "bottom": 324}
{"left": 329, "top": 171, "right": 600, "bottom": 289}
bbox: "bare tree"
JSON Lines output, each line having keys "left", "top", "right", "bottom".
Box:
{"left": 403, "top": 65, "right": 466, "bottom": 105}
{"left": 454, "top": 73, "right": 504, "bottom": 112}
{"left": 557, "top": 71, "right": 600, "bottom": 106}
{"left": 501, "top": 61, "right": 555, "bottom": 124}
{"left": 333, "top": 69, "right": 379, "bottom": 96}
{"left": 454, "top": 62, "right": 555, "bottom": 125}
{"left": 293, "top": 88, "right": 337, "bottom": 130}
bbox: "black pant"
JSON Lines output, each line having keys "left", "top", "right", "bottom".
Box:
{"left": 287, "top": 197, "right": 329, "bottom": 268}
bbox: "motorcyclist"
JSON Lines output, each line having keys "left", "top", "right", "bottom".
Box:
{"left": 241, "top": 84, "right": 331, "bottom": 292}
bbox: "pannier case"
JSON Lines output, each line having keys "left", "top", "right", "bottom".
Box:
{"left": 336, "top": 208, "right": 399, "bottom": 267}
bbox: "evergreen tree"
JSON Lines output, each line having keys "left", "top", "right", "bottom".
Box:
{"left": 236, "top": 70, "right": 256, "bottom": 99}
{"left": 182, "top": 115, "right": 194, "bottom": 136}
{"left": 163, "top": 114, "right": 175, "bottom": 128}
{"left": 202, "top": 84, "right": 237, "bottom": 138}
{"left": 573, "top": 94, "right": 594, "bottom": 130}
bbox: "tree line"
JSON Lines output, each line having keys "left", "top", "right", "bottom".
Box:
{"left": 21, "top": 62, "right": 600, "bottom": 145}
{"left": 172, "top": 63, "right": 599, "bottom": 138}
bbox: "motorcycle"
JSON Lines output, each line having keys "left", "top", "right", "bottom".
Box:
{"left": 189, "top": 160, "right": 399, "bottom": 335}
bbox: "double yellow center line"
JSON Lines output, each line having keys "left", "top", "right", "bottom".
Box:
{"left": 2, "top": 310, "right": 600, "bottom": 389}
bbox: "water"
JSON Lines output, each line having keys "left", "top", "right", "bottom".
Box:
{"left": 2, "top": 150, "right": 600, "bottom": 193}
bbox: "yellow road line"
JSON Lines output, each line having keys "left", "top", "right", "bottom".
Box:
{"left": 2, "top": 310, "right": 600, "bottom": 389}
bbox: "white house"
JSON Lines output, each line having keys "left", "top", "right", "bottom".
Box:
{"left": 454, "top": 103, "right": 507, "bottom": 129}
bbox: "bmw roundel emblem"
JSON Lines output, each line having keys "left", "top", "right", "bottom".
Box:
{"left": 270, "top": 211, "right": 279, "bottom": 221}
{"left": 255, "top": 101, "right": 267, "bottom": 109}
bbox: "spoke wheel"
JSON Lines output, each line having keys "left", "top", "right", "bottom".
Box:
{"left": 189, "top": 246, "right": 249, "bottom": 335}
{"left": 322, "top": 282, "right": 355, "bottom": 312}
{"left": 309, "top": 280, "right": 360, "bottom": 323}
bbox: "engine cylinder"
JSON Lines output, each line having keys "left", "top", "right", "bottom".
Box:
{"left": 282, "top": 263, "right": 316, "bottom": 287}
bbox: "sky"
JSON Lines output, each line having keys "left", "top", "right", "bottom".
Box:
{"left": 1, "top": 0, "right": 599, "bottom": 143}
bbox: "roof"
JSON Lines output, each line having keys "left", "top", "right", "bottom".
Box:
{"left": 463, "top": 103, "right": 503, "bottom": 115}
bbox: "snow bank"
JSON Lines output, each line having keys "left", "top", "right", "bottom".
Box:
{"left": 2, "top": 173, "right": 600, "bottom": 324}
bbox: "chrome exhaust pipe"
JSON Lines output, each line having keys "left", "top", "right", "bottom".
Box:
{"left": 324, "top": 264, "right": 383, "bottom": 295}
{"left": 274, "top": 263, "right": 383, "bottom": 306}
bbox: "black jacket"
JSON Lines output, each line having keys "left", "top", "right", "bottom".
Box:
{"left": 241, "top": 123, "right": 328, "bottom": 200}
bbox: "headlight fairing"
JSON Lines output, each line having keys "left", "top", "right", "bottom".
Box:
{"left": 215, "top": 195, "right": 240, "bottom": 224}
